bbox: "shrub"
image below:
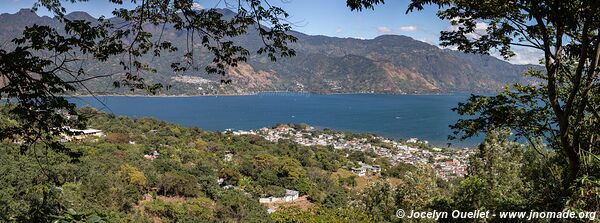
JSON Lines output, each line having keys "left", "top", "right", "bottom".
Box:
{"left": 117, "top": 164, "right": 147, "bottom": 189}
{"left": 156, "top": 172, "right": 198, "bottom": 197}
{"left": 106, "top": 132, "right": 130, "bottom": 144}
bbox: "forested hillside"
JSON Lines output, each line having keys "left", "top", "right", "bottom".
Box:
{"left": 1, "top": 107, "right": 595, "bottom": 222}
{"left": 0, "top": 9, "right": 538, "bottom": 95}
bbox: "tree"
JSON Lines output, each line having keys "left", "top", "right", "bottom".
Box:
{"left": 394, "top": 165, "right": 443, "bottom": 214}
{"left": 0, "top": 0, "right": 296, "bottom": 155}
{"left": 271, "top": 206, "right": 374, "bottom": 223}
{"left": 452, "top": 129, "right": 530, "bottom": 218}
{"left": 347, "top": 0, "right": 600, "bottom": 197}
{"left": 0, "top": 2, "right": 297, "bottom": 217}
{"left": 360, "top": 182, "right": 396, "bottom": 222}
{"left": 106, "top": 132, "right": 130, "bottom": 144}
{"left": 215, "top": 190, "right": 269, "bottom": 223}
{"left": 156, "top": 171, "right": 198, "bottom": 197}
{"left": 117, "top": 164, "right": 147, "bottom": 190}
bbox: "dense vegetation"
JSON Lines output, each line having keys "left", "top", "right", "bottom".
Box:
{"left": 0, "top": 107, "right": 390, "bottom": 222}
{"left": 1, "top": 0, "right": 600, "bottom": 222}
{"left": 1, "top": 107, "right": 597, "bottom": 222}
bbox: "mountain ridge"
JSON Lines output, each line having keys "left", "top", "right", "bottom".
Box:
{"left": 0, "top": 9, "right": 540, "bottom": 95}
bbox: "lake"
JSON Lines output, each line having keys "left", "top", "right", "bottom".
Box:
{"left": 71, "top": 93, "right": 483, "bottom": 147}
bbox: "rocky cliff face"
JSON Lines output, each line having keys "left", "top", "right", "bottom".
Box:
{"left": 0, "top": 9, "right": 539, "bottom": 95}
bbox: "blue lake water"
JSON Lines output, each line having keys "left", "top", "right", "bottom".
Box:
{"left": 71, "top": 93, "right": 484, "bottom": 147}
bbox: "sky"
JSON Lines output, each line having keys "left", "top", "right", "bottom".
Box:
{"left": 1, "top": 0, "right": 542, "bottom": 64}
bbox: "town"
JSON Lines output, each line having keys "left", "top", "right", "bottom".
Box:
{"left": 227, "top": 124, "right": 473, "bottom": 180}
{"left": 54, "top": 119, "right": 472, "bottom": 180}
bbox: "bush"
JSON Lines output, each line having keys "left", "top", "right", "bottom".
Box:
{"left": 145, "top": 197, "right": 214, "bottom": 222}
{"left": 381, "top": 163, "right": 416, "bottom": 178}
{"left": 271, "top": 207, "right": 374, "bottom": 223}
{"left": 117, "top": 164, "right": 147, "bottom": 190}
{"left": 156, "top": 172, "right": 198, "bottom": 197}
{"left": 145, "top": 199, "right": 186, "bottom": 220}
{"left": 262, "top": 185, "right": 286, "bottom": 197}
{"left": 106, "top": 132, "right": 130, "bottom": 144}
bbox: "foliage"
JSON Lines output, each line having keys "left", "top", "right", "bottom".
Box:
{"left": 351, "top": 0, "right": 600, "bottom": 211}
{"left": 51, "top": 208, "right": 107, "bottom": 223}
{"left": 459, "top": 129, "right": 528, "bottom": 209}
{"left": 106, "top": 132, "right": 130, "bottom": 144}
{"left": 360, "top": 182, "right": 396, "bottom": 222}
{"left": 144, "top": 197, "right": 214, "bottom": 222}
{"left": 117, "top": 164, "right": 148, "bottom": 189}
{"left": 433, "top": 129, "right": 563, "bottom": 222}
{"left": 215, "top": 190, "right": 269, "bottom": 223}
{"left": 271, "top": 206, "right": 374, "bottom": 223}
{"left": 156, "top": 171, "right": 199, "bottom": 197}
{"left": 394, "top": 165, "right": 444, "bottom": 212}
{"left": 4, "top": 106, "right": 597, "bottom": 221}
{"left": 2, "top": 109, "right": 414, "bottom": 221}
{"left": 382, "top": 163, "right": 417, "bottom": 178}
{"left": 2, "top": 0, "right": 600, "bottom": 219}
{"left": 0, "top": 0, "right": 297, "bottom": 158}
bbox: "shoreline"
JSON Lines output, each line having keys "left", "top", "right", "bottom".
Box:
{"left": 65, "top": 92, "right": 483, "bottom": 148}
{"left": 66, "top": 91, "right": 482, "bottom": 98}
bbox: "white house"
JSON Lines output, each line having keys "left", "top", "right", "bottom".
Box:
{"left": 406, "top": 138, "right": 419, "bottom": 143}
{"left": 351, "top": 167, "right": 367, "bottom": 176}
{"left": 351, "top": 163, "right": 381, "bottom": 176}
{"left": 370, "top": 165, "right": 381, "bottom": 173}
{"left": 258, "top": 189, "right": 300, "bottom": 204}
{"left": 61, "top": 127, "right": 105, "bottom": 141}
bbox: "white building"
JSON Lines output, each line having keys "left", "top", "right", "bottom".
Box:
{"left": 351, "top": 163, "right": 381, "bottom": 176}
{"left": 258, "top": 189, "right": 300, "bottom": 203}
{"left": 62, "top": 127, "right": 105, "bottom": 141}
{"left": 351, "top": 167, "right": 367, "bottom": 176}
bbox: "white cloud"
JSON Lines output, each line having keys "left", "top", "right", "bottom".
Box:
{"left": 192, "top": 2, "right": 204, "bottom": 10}
{"left": 497, "top": 47, "right": 544, "bottom": 65}
{"left": 447, "top": 21, "right": 489, "bottom": 40}
{"left": 399, "top": 25, "right": 417, "bottom": 32}
{"left": 377, "top": 26, "right": 392, "bottom": 33}
{"left": 475, "top": 22, "right": 488, "bottom": 30}
{"left": 471, "top": 22, "right": 489, "bottom": 38}
{"left": 335, "top": 27, "right": 343, "bottom": 33}
{"left": 444, "top": 20, "right": 543, "bottom": 64}
{"left": 441, "top": 19, "right": 543, "bottom": 65}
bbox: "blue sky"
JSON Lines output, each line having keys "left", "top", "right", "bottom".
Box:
{"left": 2, "top": 0, "right": 541, "bottom": 64}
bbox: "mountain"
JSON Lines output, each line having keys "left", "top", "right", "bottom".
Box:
{"left": 0, "top": 9, "right": 539, "bottom": 95}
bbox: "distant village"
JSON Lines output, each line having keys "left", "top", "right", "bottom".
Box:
{"left": 50, "top": 112, "right": 474, "bottom": 212}
{"left": 228, "top": 124, "right": 473, "bottom": 180}
{"left": 54, "top": 111, "right": 472, "bottom": 181}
